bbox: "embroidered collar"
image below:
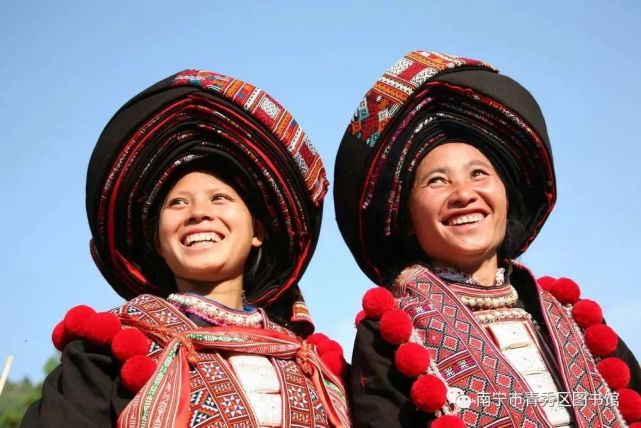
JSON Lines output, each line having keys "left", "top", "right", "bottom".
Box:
{"left": 429, "top": 264, "right": 518, "bottom": 310}
{"left": 167, "top": 292, "right": 263, "bottom": 327}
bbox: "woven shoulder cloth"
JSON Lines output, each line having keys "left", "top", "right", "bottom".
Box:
{"left": 113, "top": 295, "right": 350, "bottom": 428}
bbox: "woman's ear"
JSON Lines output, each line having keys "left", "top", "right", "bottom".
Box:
{"left": 252, "top": 220, "right": 265, "bottom": 247}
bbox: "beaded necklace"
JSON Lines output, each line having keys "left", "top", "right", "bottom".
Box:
{"left": 167, "top": 292, "right": 263, "bottom": 327}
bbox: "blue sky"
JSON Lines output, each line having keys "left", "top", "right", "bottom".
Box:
{"left": 1, "top": 0, "right": 640, "bottom": 382}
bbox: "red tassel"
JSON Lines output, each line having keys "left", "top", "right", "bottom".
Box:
{"left": 410, "top": 374, "right": 447, "bottom": 413}
{"left": 597, "top": 357, "right": 630, "bottom": 390}
{"left": 395, "top": 342, "right": 430, "bottom": 378}
{"left": 52, "top": 321, "right": 69, "bottom": 351}
{"left": 432, "top": 415, "right": 466, "bottom": 428}
{"left": 584, "top": 324, "right": 618, "bottom": 356}
{"left": 111, "top": 328, "right": 151, "bottom": 363}
{"left": 362, "top": 287, "right": 395, "bottom": 319}
{"left": 536, "top": 275, "right": 556, "bottom": 291}
{"left": 549, "top": 277, "right": 581, "bottom": 305}
{"left": 63, "top": 305, "right": 96, "bottom": 339}
{"left": 571, "top": 299, "right": 603, "bottom": 329}
{"left": 355, "top": 310, "right": 367, "bottom": 327}
{"left": 84, "top": 312, "right": 122, "bottom": 347}
{"left": 120, "top": 355, "right": 157, "bottom": 392}
{"left": 379, "top": 309, "right": 413, "bottom": 345}
{"left": 618, "top": 388, "right": 641, "bottom": 423}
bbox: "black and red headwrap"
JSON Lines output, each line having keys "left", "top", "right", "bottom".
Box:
{"left": 334, "top": 51, "right": 556, "bottom": 285}
{"left": 86, "top": 70, "right": 327, "bottom": 334}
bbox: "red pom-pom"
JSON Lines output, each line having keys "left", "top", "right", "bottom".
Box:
{"left": 584, "top": 324, "right": 618, "bottom": 356}
{"left": 84, "top": 312, "right": 122, "bottom": 347}
{"left": 379, "top": 309, "right": 413, "bottom": 345}
{"left": 362, "top": 287, "right": 395, "bottom": 319}
{"left": 306, "top": 333, "right": 330, "bottom": 348}
{"left": 597, "top": 357, "right": 630, "bottom": 390}
{"left": 432, "top": 415, "right": 466, "bottom": 428}
{"left": 618, "top": 388, "right": 641, "bottom": 422}
{"left": 628, "top": 423, "right": 641, "bottom": 428}
{"left": 572, "top": 299, "right": 603, "bottom": 329}
{"left": 120, "top": 355, "right": 156, "bottom": 392}
{"left": 63, "top": 305, "right": 96, "bottom": 339}
{"left": 410, "top": 374, "right": 447, "bottom": 413}
{"left": 537, "top": 275, "right": 556, "bottom": 291}
{"left": 395, "top": 343, "right": 430, "bottom": 378}
{"left": 111, "top": 328, "right": 151, "bottom": 363}
{"left": 52, "top": 321, "right": 69, "bottom": 351}
{"left": 317, "top": 339, "right": 343, "bottom": 357}
{"left": 321, "top": 351, "right": 347, "bottom": 379}
{"left": 355, "top": 310, "right": 367, "bottom": 327}
{"left": 549, "top": 277, "right": 581, "bottom": 305}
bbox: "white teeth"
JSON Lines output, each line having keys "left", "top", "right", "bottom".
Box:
{"left": 448, "top": 213, "right": 484, "bottom": 226}
{"left": 184, "top": 232, "right": 222, "bottom": 246}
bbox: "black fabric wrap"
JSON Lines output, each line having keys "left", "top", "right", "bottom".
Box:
{"left": 85, "top": 72, "right": 324, "bottom": 335}
{"left": 334, "top": 68, "right": 555, "bottom": 285}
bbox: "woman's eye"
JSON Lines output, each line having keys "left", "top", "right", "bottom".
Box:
{"left": 212, "top": 194, "right": 230, "bottom": 202}
{"left": 168, "top": 198, "right": 187, "bottom": 207}
{"left": 427, "top": 176, "right": 447, "bottom": 185}
{"left": 471, "top": 169, "right": 488, "bottom": 178}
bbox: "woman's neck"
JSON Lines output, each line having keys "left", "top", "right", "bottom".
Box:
{"left": 176, "top": 276, "right": 244, "bottom": 309}
{"left": 434, "top": 254, "right": 500, "bottom": 286}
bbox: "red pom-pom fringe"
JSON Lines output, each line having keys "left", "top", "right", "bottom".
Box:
{"left": 395, "top": 343, "right": 430, "bottom": 378}
{"left": 63, "top": 305, "right": 96, "bottom": 339}
{"left": 572, "top": 299, "right": 603, "bottom": 329}
{"left": 84, "top": 312, "right": 122, "bottom": 347}
{"left": 536, "top": 276, "right": 556, "bottom": 291}
{"left": 321, "top": 351, "right": 347, "bottom": 379}
{"left": 432, "top": 415, "right": 466, "bottom": 428}
{"left": 52, "top": 321, "right": 69, "bottom": 351}
{"left": 618, "top": 388, "right": 641, "bottom": 422}
{"left": 628, "top": 422, "right": 641, "bottom": 428}
{"left": 111, "top": 328, "right": 151, "bottom": 363}
{"left": 355, "top": 310, "right": 367, "bottom": 327}
{"left": 362, "top": 288, "right": 395, "bottom": 319}
{"left": 549, "top": 277, "right": 581, "bottom": 305}
{"left": 584, "top": 324, "right": 618, "bottom": 357}
{"left": 597, "top": 357, "right": 630, "bottom": 390}
{"left": 306, "top": 333, "right": 329, "bottom": 348}
{"left": 379, "top": 309, "right": 413, "bottom": 345}
{"left": 410, "top": 374, "right": 447, "bottom": 413}
{"left": 317, "top": 339, "right": 344, "bottom": 357}
{"left": 120, "top": 355, "right": 156, "bottom": 392}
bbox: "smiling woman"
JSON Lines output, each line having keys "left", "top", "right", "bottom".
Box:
{"left": 408, "top": 143, "right": 508, "bottom": 284}
{"left": 157, "top": 171, "right": 263, "bottom": 304}
{"left": 22, "top": 71, "right": 351, "bottom": 428}
{"left": 334, "top": 51, "right": 641, "bottom": 427}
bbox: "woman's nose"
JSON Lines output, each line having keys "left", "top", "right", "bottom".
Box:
{"left": 448, "top": 182, "right": 478, "bottom": 207}
{"left": 187, "top": 200, "right": 214, "bottom": 223}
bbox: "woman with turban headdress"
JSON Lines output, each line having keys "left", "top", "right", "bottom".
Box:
{"left": 334, "top": 51, "right": 641, "bottom": 427}
{"left": 23, "top": 70, "right": 350, "bottom": 428}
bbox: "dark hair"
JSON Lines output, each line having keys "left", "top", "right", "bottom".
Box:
{"left": 141, "top": 156, "right": 267, "bottom": 294}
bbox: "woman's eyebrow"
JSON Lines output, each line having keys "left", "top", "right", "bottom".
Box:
{"left": 466, "top": 159, "right": 491, "bottom": 168}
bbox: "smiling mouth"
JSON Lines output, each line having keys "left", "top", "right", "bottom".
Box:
{"left": 445, "top": 213, "right": 486, "bottom": 226}
{"left": 182, "top": 232, "right": 223, "bottom": 247}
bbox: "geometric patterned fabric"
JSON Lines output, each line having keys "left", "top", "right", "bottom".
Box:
{"left": 393, "top": 264, "right": 625, "bottom": 427}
